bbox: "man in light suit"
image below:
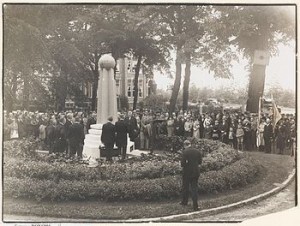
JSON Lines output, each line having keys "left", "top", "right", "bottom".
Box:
{"left": 101, "top": 116, "right": 116, "bottom": 162}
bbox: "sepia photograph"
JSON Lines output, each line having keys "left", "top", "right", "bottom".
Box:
{"left": 1, "top": 1, "right": 297, "bottom": 225}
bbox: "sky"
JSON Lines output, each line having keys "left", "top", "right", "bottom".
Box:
{"left": 154, "top": 42, "right": 296, "bottom": 93}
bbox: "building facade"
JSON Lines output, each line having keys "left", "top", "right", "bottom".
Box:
{"left": 115, "top": 58, "right": 151, "bottom": 108}
{"left": 67, "top": 57, "right": 154, "bottom": 111}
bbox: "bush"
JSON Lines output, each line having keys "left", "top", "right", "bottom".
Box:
{"left": 4, "top": 146, "right": 243, "bottom": 182}
{"left": 3, "top": 138, "right": 261, "bottom": 202}
{"left": 156, "top": 135, "right": 185, "bottom": 152}
{"left": 4, "top": 157, "right": 261, "bottom": 202}
{"left": 3, "top": 138, "right": 40, "bottom": 159}
{"left": 156, "top": 135, "right": 226, "bottom": 154}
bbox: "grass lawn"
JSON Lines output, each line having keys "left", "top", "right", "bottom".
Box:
{"left": 3, "top": 151, "right": 295, "bottom": 221}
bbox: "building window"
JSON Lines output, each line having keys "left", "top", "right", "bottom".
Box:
{"left": 139, "top": 88, "right": 142, "bottom": 97}
{"left": 128, "top": 87, "right": 131, "bottom": 97}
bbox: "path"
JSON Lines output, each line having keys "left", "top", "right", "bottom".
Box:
{"left": 189, "top": 180, "right": 296, "bottom": 222}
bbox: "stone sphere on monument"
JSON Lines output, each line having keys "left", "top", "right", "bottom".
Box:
{"left": 99, "top": 54, "right": 116, "bottom": 70}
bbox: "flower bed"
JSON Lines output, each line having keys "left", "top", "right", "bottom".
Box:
{"left": 4, "top": 145, "right": 243, "bottom": 181}
{"left": 3, "top": 138, "right": 40, "bottom": 159}
{"left": 3, "top": 138, "right": 262, "bottom": 202}
{"left": 4, "top": 157, "right": 261, "bottom": 201}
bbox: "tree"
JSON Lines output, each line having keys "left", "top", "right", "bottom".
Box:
{"left": 223, "top": 6, "right": 295, "bottom": 112}
{"left": 156, "top": 6, "right": 237, "bottom": 113}
{"left": 3, "top": 5, "right": 52, "bottom": 110}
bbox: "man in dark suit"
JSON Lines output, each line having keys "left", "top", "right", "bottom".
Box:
{"left": 125, "top": 111, "right": 138, "bottom": 142}
{"left": 264, "top": 118, "right": 273, "bottom": 153}
{"left": 86, "top": 112, "right": 97, "bottom": 133}
{"left": 54, "top": 117, "right": 67, "bottom": 154}
{"left": 101, "top": 116, "right": 116, "bottom": 162}
{"left": 180, "top": 139, "right": 203, "bottom": 211}
{"left": 65, "top": 113, "right": 73, "bottom": 157}
{"left": 174, "top": 115, "right": 185, "bottom": 136}
{"left": 115, "top": 114, "right": 128, "bottom": 160}
{"left": 68, "top": 116, "right": 85, "bottom": 158}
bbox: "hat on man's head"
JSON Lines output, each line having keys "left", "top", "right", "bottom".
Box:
{"left": 183, "top": 140, "right": 191, "bottom": 146}
{"left": 119, "top": 114, "right": 125, "bottom": 120}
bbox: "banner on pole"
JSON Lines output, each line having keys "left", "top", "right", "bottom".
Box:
{"left": 271, "top": 99, "right": 282, "bottom": 130}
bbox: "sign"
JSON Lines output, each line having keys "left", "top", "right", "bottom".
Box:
{"left": 253, "top": 50, "right": 270, "bottom": 66}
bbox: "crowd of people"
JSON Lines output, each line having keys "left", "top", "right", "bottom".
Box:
{"left": 3, "top": 108, "right": 296, "bottom": 159}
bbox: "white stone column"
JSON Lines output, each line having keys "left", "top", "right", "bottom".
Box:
{"left": 82, "top": 54, "right": 117, "bottom": 159}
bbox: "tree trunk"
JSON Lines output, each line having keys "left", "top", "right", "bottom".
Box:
{"left": 246, "top": 64, "right": 266, "bottom": 113}
{"left": 133, "top": 54, "right": 142, "bottom": 110}
{"left": 246, "top": 23, "right": 268, "bottom": 113}
{"left": 6, "top": 72, "right": 18, "bottom": 112}
{"left": 182, "top": 52, "right": 191, "bottom": 111}
{"left": 169, "top": 47, "right": 182, "bottom": 114}
{"left": 91, "top": 54, "right": 100, "bottom": 111}
{"left": 91, "top": 71, "right": 98, "bottom": 111}
{"left": 22, "top": 73, "right": 29, "bottom": 110}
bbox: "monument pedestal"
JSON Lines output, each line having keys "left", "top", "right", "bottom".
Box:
{"left": 82, "top": 124, "right": 135, "bottom": 159}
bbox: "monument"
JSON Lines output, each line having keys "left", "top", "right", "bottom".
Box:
{"left": 82, "top": 54, "right": 120, "bottom": 159}
{"left": 83, "top": 54, "right": 148, "bottom": 160}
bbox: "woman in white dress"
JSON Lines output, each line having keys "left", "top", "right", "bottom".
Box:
{"left": 257, "top": 118, "right": 265, "bottom": 151}
{"left": 193, "top": 118, "right": 200, "bottom": 139}
{"left": 10, "top": 117, "right": 19, "bottom": 139}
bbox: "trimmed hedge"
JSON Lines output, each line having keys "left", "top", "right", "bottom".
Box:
{"left": 4, "top": 138, "right": 40, "bottom": 159}
{"left": 4, "top": 147, "right": 242, "bottom": 181}
{"left": 156, "top": 135, "right": 225, "bottom": 153}
{"left": 3, "top": 138, "right": 262, "bottom": 202}
{"left": 4, "top": 157, "right": 261, "bottom": 201}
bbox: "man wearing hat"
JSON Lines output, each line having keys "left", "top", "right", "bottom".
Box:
{"left": 180, "top": 139, "right": 203, "bottom": 211}
{"left": 115, "top": 114, "right": 128, "bottom": 160}
{"left": 101, "top": 116, "right": 116, "bottom": 162}
{"left": 68, "top": 116, "right": 85, "bottom": 158}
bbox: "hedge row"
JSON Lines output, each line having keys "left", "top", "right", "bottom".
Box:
{"left": 4, "top": 147, "right": 242, "bottom": 182}
{"left": 156, "top": 135, "right": 226, "bottom": 154}
{"left": 3, "top": 138, "right": 40, "bottom": 159}
{"left": 4, "top": 158, "right": 261, "bottom": 202}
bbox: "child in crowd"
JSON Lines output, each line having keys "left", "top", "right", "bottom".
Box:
{"left": 228, "top": 127, "right": 235, "bottom": 148}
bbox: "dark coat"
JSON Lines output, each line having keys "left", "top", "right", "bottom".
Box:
{"left": 68, "top": 122, "right": 85, "bottom": 145}
{"left": 64, "top": 119, "right": 72, "bottom": 139}
{"left": 174, "top": 119, "right": 185, "bottom": 136}
{"left": 264, "top": 124, "right": 273, "bottom": 139}
{"left": 86, "top": 117, "right": 96, "bottom": 132}
{"left": 115, "top": 120, "right": 128, "bottom": 147}
{"left": 125, "top": 116, "right": 138, "bottom": 140}
{"left": 101, "top": 122, "right": 115, "bottom": 145}
{"left": 46, "top": 124, "right": 56, "bottom": 144}
{"left": 181, "top": 147, "right": 202, "bottom": 178}
{"left": 54, "top": 123, "right": 67, "bottom": 152}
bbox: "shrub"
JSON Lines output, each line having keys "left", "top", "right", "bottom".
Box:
{"left": 3, "top": 138, "right": 40, "bottom": 159}
{"left": 156, "top": 135, "right": 185, "bottom": 152}
{"left": 4, "top": 147, "right": 243, "bottom": 182}
{"left": 4, "top": 157, "right": 262, "bottom": 202}
{"left": 156, "top": 135, "right": 228, "bottom": 154}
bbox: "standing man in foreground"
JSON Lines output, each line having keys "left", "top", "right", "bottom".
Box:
{"left": 101, "top": 116, "right": 116, "bottom": 162}
{"left": 180, "top": 139, "right": 203, "bottom": 211}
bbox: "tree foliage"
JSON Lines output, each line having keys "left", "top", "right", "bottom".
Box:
{"left": 3, "top": 4, "right": 295, "bottom": 112}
